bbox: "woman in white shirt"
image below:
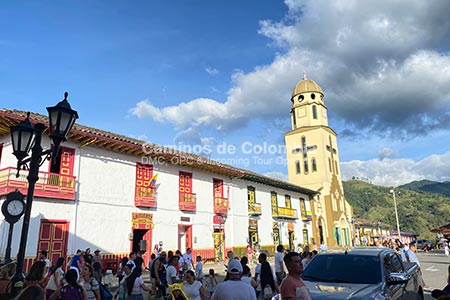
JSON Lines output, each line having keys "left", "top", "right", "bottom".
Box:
{"left": 125, "top": 267, "right": 150, "bottom": 300}
{"left": 182, "top": 270, "right": 206, "bottom": 300}
{"left": 45, "top": 257, "right": 65, "bottom": 299}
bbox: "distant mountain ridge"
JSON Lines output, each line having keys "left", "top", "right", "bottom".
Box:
{"left": 343, "top": 179, "right": 450, "bottom": 240}
{"left": 399, "top": 180, "right": 450, "bottom": 197}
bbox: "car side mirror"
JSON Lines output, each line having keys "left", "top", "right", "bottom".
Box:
{"left": 387, "top": 273, "right": 410, "bottom": 286}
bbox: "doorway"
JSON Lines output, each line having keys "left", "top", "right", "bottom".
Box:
{"left": 132, "top": 228, "right": 152, "bottom": 264}
{"left": 213, "top": 228, "right": 224, "bottom": 261}
{"left": 178, "top": 225, "right": 192, "bottom": 253}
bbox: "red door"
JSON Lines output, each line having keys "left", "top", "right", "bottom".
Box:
{"left": 37, "top": 220, "right": 69, "bottom": 267}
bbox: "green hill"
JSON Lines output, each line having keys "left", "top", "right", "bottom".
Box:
{"left": 343, "top": 180, "right": 450, "bottom": 240}
{"left": 399, "top": 180, "right": 450, "bottom": 197}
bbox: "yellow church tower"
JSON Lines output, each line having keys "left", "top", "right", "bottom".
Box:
{"left": 284, "top": 74, "right": 353, "bottom": 248}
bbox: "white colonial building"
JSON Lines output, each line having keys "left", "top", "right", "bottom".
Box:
{"left": 0, "top": 109, "right": 316, "bottom": 271}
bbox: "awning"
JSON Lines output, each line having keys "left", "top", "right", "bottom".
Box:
{"left": 431, "top": 223, "right": 450, "bottom": 233}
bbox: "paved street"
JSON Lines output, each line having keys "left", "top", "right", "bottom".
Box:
{"left": 417, "top": 251, "right": 449, "bottom": 299}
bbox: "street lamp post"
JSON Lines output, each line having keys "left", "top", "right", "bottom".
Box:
{"left": 9, "top": 93, "right": 78, "bottom": 297}
{"left": 390, "top": 187, "right": 401, "bottom": 241}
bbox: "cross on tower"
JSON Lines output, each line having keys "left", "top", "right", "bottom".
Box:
{"left": 326, "top": 136, "right": 338, "bottom": 173}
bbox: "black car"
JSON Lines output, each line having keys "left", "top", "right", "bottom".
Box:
{"left": 416, "top": 239, "right": 432, "bottom": 250}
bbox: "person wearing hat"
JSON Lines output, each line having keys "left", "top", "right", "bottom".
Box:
{"left": 211, "top": 259, "right": 256, "bottom": 300}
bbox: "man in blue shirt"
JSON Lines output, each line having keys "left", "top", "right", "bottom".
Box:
{"left": 406, "top": 242, "right": 420, "bottom": 266}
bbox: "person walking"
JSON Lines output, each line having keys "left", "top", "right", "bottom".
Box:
{"left": 279, "top": 252, "right": 311, "bottom": 300}
{"left": 81, "top": 263, "right": 100, "bottom": 300}
{"left": 49, "top": 269, "right": 87, "bottom": 300}
{"left": 115, "top": 263, "right": 132, "bottom": 300}
{"left": 274, "top": 245, "right": 285, "bottom": 285}
{"left": 246, "top": 244, "right": 253, "bottom": 265}
{"left": 211, "top": 259, "right": 256, "bottom": 300}
{"left": 84, "top": 248, "right": 94, "bottom": 266}
{"left": 167, "top": 256, "right": 182, "bottom": 285}
{"left": 195, "top": 255, "right": 204, "bottom": 283}
{"left": 134, "top": 251, "right": 144, "bottom": 271}
{"left": 70, "top": 249, "right": 84, "bottom": 278}
{"left": 93, "top": 250, "right": 102, "bottom": 264}
{"left": 154, "top": 251, "right": 168, "bottom": 299}
{"left": 23, "top": 261, "right": 47, "bottom": 290}
{"left": 116, "top": 256, "right": 129, "bottom": 286}
{"left": 204, "top": 269, "right": 218, "bottom": 299}
{"left": 182, "top": 248, "right": 194, "bottom": 271}
{"left": 125, "top": 267, "right": 150, "bottom": 300}
{"left": 258, "top": 253, "right": 277, "bottom": 300}
{"left": 39, "top": 250, "right": 51, "bottom": 276}
{"left": 182, "top": 270, "right": 206, "bottom": 300}
{"left": 45, "top": 257, "right": 65, "bottom": 300}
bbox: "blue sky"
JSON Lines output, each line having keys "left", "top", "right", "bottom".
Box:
{"left": 1, "top": 0, "right": 450, "bottom": 186}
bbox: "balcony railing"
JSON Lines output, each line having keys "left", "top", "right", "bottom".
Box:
{"left": 0, "top": 167, "right": 76, "bottom": 200}
{"left": 273, "top": 207, "right": 298, "bottom": 219}
{"left": 248, "top": 203, "right": 262, "bottom": 216}
{"left": 214, "top": 196, "right": 228, "bottom": 215}
{"left": 179, "top": 192, "right": 196, "bottom": 211}
{"left": 135, "top": 186, "right": 157, "bottom": 208}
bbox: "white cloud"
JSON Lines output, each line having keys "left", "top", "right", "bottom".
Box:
{"left": 378, "top": 147, "right": 396, "bottom": 160}
{"left": 205, "top": 66, "right": 219, "bottom": 76}
{"left": 130, "top": 0, "right": 450, "bottom": 139}
{"left": 341, "top": 151, "right": 450, "bottom": 186}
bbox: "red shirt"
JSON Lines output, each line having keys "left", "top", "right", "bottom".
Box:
{"left": 280, "top": 274, "right": 306, "bottom": 300}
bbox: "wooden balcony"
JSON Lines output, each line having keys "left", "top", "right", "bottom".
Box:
{"left": 135, "top": 186, "right": 157, "bottom": 208}
{"left": 0, "top": 167, "right": 76, "bottom": 200}
{"left": 179, "top": 192, "right": 196, "bottom": 211}
{"left": 248, "top": 203, "right": 262, "bottom": 216}
{"left": 273, "top": 207, "right": 298, "bottom": 219}
{"left": 213, "top": 196, "right": 228, "bottom": 215}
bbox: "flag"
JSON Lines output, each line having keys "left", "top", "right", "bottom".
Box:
{"left": 149, "top": 173, "right": 158, "bottom": 187}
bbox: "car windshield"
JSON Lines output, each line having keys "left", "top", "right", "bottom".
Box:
{"left": 302, "top": 254, "right": 381, "bottom": 284}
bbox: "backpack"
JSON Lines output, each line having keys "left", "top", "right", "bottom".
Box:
{"left": 61, "top": 285, "right": 83, "bottom": 300}
{"left": 99, "top": 283, "right": 113, "bottom": 300}
{"left": 150, "top": 257, "right": 160, "bottom": 278}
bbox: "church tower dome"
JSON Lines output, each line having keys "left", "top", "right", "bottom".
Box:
{"left": 291, "top": 73, "right": 323, "bottom": 98}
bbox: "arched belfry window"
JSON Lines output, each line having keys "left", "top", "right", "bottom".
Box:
{"left": 304, "top": 160, "right": 309, "bottom": 174}
{"left": 312, "top": 158, "right": 317, "bottom": 172}
{"left": 312, "top": 105, "right": 318, "bottom": 119}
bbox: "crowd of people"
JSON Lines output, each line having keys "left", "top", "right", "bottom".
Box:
{"left": 0, "top": 248, "right": 105, "bottom": 300}
{"left": 2, "top": 239, "right": 450, "bottom": 300}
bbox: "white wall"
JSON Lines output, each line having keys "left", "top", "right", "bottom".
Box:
{"left": 0, "top": 136, "right": 313, "bottom": 258}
